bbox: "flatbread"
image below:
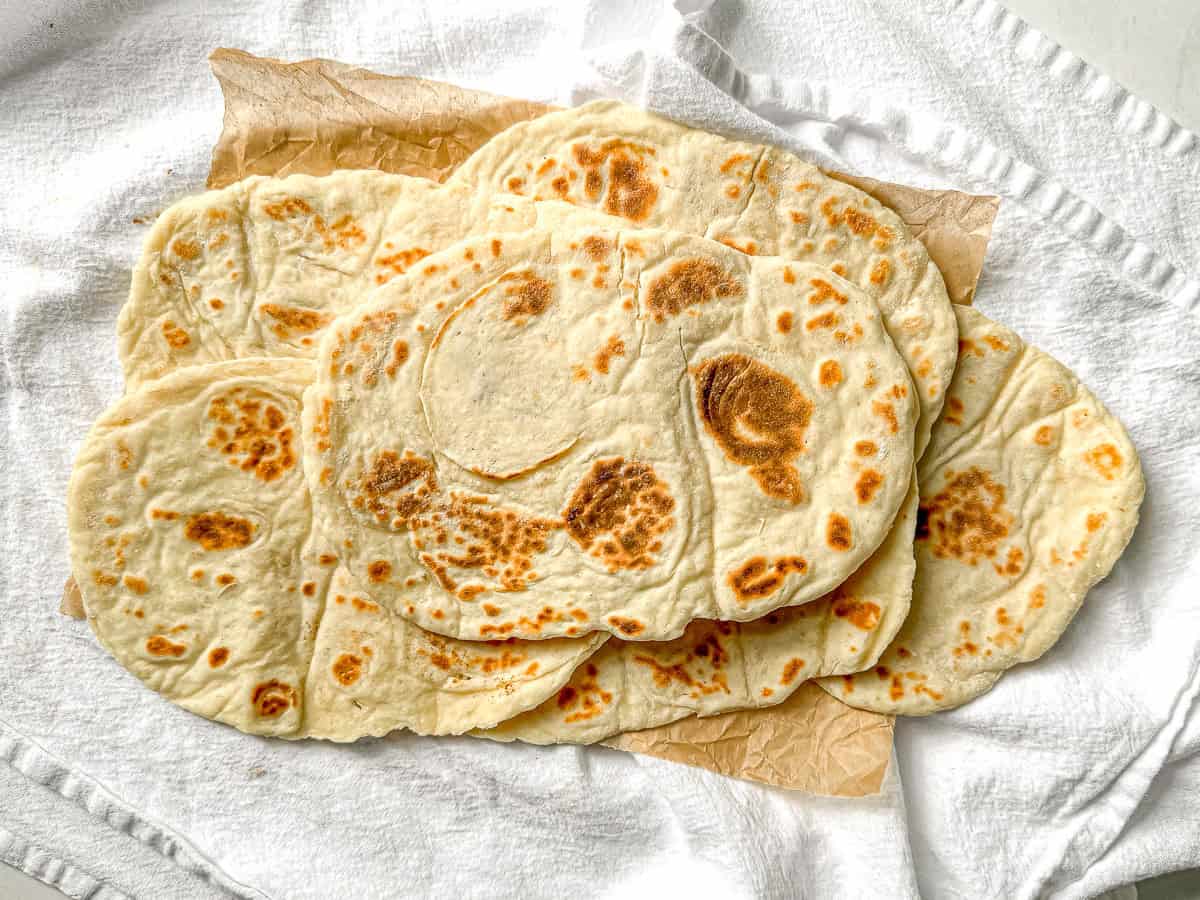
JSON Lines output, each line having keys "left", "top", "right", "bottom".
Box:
{"left": 449, "top": 99, "right": 956, "bottom": 455}
{"left": 482, "top": 471, "right": 916, "bottom": 744}
{"left": 117, "top": 171, "right": 539, "bottom": 387}
{"left": 818, "top": 306, "right": 1144, "bottom": 714}
{"left": 303, "top": 227, "right": 918, "bottom": 642}
{"left": 67, "top": 359, "right": 603, "bottom": 739}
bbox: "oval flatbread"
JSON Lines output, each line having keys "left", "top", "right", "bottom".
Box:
{"left": 117, "top": 171, "right": 539, "bottom": 387}
{"left": 303, "top": 227, "right": 917, "bottom": 642}
{"left": 449, "top": 99, "right": 955, "bottom": 455}
{"left": 817, "top": 306, "right": 1144, "bottom": 714}
{"left": 67, "top": 359, "right": 603, "bottom": 738}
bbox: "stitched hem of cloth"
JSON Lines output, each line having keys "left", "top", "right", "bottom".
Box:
{"left": 953, "top": 0, "right": 1199, "bottom": 160}
{"left": 0, "top": 716, "right": 267, "bottom": 900}
{"left": 0, "top": 825, "right": 130, "bottom": 900}
{"left": 665, "top": 17, "right": 1200, "bottom": 315}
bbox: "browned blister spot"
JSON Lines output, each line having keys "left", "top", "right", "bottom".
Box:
{"left": 692, "top": 354, "right": 812, "bottom": 504}
{"left": 777, "top": 311, "right": 793, "bottom": 334}
{"left": 646, "top": 258, "right": 742, "bottom": 322}
{"left": 385, "top": 340, "right": 409, "bottom": 379}
{"left": 782, "top": 267, "right": 796, "bottom": 285}
{"left": 172, "top": 238, "right": 201, "bottom": 260}
{"left": 806, "top": 311, "right": 839, "bottom": 331}
{"left": 350, "top": 596, "right": 380, "bottom": 614}
{"left": 301, "top": 582, "right": 316, "bottom": 597}
{"left": 184, "top": 512, "right": 254, "bottom": 551}
{"left": 855, "top": 440, "right": 877, "bottom": 457}
{"left": 632, "top": 632, "right": 732, "bottom": 699}
{"left": 716, "top": 236, "right": 759, "bottom": 255}
{"left": 820, "top": 198, "right": 894, "bottom": 249}
{"left": 873, "top": 400, "right": 899, "bottom": 434}
{"left": 123, "top": 575, "right": 149, "bottom": 594}
{"left": 994, "top": 546, "right": 1025, "bottom": 577}
{"left": 216, "top": 574, "right": 237, "bottom": 586}
{"left": 943, "top": 396, "right": 965, "bottom": 426}
{"left": 855, "top": 470, "right": 884, "bottom": 503}
{"left": 834, "top": 595, "right": 881, "bottom": 629}
{"left": 160, "top": 320, "right": 191, "bottom": 349}
{"left": 555, "top": 662, "right": 615, "bottom": 724}
{"left": 264, "top": 198, "right": 364, "bottom": 252}
{"left": 609, "top": 616, "right": 645, "bottom": 637}
{"left": 727, "top": 556, "right": 808, "bottom": 603}
{"left": 356, "top": 450, "right": 438, "bottom": 525}
{"left": 593, "top": 335, "right": 626, "bottom": 374}
{"left": 819, "top": 360, "right": 843, "bottom": 387}
{"left": 150, "top": 508, "right": 178, "bottom": 521}
{"left": 498, "top": 270, "right": 553, "bottom": 322}
{"left": 582, "top": 235, "right": 613, "bottom": 261}
{"left": 332, "top": 654, "right": 363, "bottom": 686}
{"left": 1084, "top": 443, "right": 1123, "bottom": 480}
{"left": 206, "top": 388, "right": 295, "bottom": 482}
{"left": 563, "top": 458, "right": 675, "bottom": 572}
{"left": 259, "top": 303, "right": 331, "bottom": 341}
{"left": 869, "top": 258, "right": 891, "bottom": 286}
{"left": 263, "top": 197, "right": 313, "bottom": 220}
{"left": 208, "top": 647, "right": 229, "bottom": 667}
{"left": 913, "top": 683, "right": 944, "bottom": 701}
{"left": 916, "top": 467, "right": 1012, "bottom": 564}
{"left": 719, "top": 153, "right": 751, "bottom": 175}
{"left": 374, "top": 246, "right": 430, "bottom": 284}
{"left": 422, "top": 496, "right": 561, "bottom": 595}
{"left": 827, "top": 513, "right": 853, "bottom": 551}
{"left": 367, "top": 560, "right": 392, "bottom": 583}
{"left": 570, "top": 140, "right": 659, "bottom": 221}
{"left": 780, "top": 658, "right": 806, "bottom": 686}
{"left": 418, "top": 634, "right": 535, "bottom": 676}
{"left": 959, "top": 338, "right": 984, "bottom": 358}
{"left": 146, "top": 635, "right": 185, "bottom": 657}
{"left": 808, "top": 279, "right": 849, "bottom": 307}
{"left": 1029, "top": 584, "right": 1046, "bottom": 610}
{"left": 251, "top": 680, "right": 296, "bottom": 717}
{"left": 983, "top": 335, "right": 1009, "bottom": 352}
{"left": 1035, "top": 425, "right": 1054, "bottom": 446}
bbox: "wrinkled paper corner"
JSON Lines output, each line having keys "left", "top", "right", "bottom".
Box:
{"left": 65, "top": 48, "right": 1000, "bottom": 798}
{"left": 603, "top": 683, "right": 895, "bottom": 797}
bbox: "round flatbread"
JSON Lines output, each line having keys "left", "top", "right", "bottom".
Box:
{"left": 117, "top": 171, "right": 539, "bottom": 387}
{"left": 817, "top": 306, "right": 1144, "bottom": 714}
{"left": 483, "top": 471, "right": 916, "bottom": 744}
{"left": 67, "top": 359, "right": 603, "bottom": 739}
{"left": 449, "top": 99, "right": 956, "bottom": 455}
{"left": 303, "top": 227, "right": 917, "bottom": 642}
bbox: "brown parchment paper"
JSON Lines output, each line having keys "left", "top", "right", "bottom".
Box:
{"left": 63, "top": 49, "right": 998, "bottom": 798}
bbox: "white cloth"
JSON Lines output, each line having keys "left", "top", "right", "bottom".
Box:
{"left": 1, "top": 1, "right": 1198, "bottom": 897}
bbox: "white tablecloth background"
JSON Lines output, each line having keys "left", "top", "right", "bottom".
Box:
{"left": 1, "top": 1, "right": 1198, "bottom": 897}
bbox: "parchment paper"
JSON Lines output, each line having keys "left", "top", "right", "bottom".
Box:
{"left": 62, "top": 48, "right": 998, "bottom": 798}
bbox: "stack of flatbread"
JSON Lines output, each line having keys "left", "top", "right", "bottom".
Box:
{"left": 67, "top": 101, "right": 1144, "bottom": 748}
